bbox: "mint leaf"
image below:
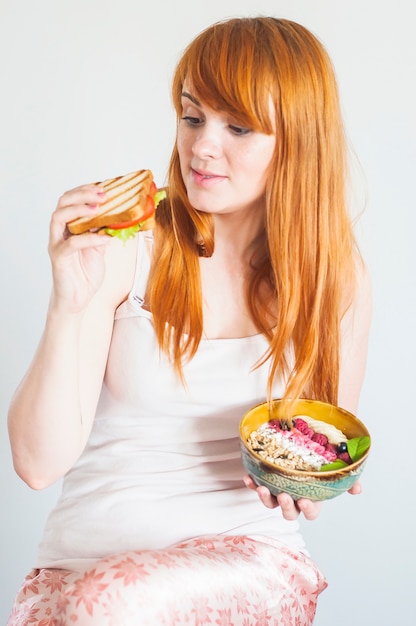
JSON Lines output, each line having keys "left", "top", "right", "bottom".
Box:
{"left": 347, "top": 436, "right": 371, "bottom": 462}
{"left": 320, "top": 459, "right": 349, "bottom": 472}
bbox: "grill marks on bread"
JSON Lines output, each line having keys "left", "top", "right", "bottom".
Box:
{"left": 67, "top": 169, "right": 153, "bottom": 235}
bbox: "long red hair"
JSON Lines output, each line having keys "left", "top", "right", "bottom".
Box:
{"left": 147, "top": 17, "right": 359, "bottom": 404}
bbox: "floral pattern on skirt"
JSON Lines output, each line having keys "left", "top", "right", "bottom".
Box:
{"left": 8, "top": 535, "right": 327, "bottom": 625}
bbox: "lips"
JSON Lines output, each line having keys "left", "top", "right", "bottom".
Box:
{"left": 191, "top": 167, "right": 227, "bottom": 186}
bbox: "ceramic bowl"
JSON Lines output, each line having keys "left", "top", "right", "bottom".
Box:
{"left": 240, "top": 398, "right": 371, "bottom": 501}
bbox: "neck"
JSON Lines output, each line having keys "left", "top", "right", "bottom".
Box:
{"left": 211, "top": 209, "right": 265, "bottom": 262}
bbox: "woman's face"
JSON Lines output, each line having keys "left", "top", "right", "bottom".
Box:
{"left": 177, "top": 87, "right": 276, "bottom": 219}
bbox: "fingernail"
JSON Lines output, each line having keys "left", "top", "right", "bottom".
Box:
{"left": 88, "top": 203, "right": 98, "bottom": 209}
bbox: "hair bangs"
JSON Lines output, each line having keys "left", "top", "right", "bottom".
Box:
{"left": 173, "top": 19, "right": 274, "bottom": 134}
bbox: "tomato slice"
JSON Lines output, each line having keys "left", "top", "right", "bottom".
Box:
{"left": 106, "top": 217, "right": 142, "bottom": 230}
{"left": 107, "top": 194, "right": 156, "bottom": 230}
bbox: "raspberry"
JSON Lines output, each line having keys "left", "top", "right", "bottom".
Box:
{"left": 293, "top": 418, "right": 309, "bottom": 434}
{"left": 312, "top": 433, "right": 328, "bottom": 446}
{"left": 338, "top": 451, "right": 352, "bottom": 464}
{"left": 268, "top": 419, "right": 281, "bottom": 431}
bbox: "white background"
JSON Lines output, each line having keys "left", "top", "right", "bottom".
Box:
{"left": 1, "top": 1, "right": 415, "bottom": 624}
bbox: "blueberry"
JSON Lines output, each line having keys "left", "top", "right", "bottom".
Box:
{"left": 337, "top": 441, "right": 348, "bottom": 453}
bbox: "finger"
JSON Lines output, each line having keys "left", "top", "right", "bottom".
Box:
{"left": 256, "top": 485, "right": 279, "bottom": 509}
{"left": 276, "top": 492, "right": 301, "bottom": 520}
{"left": 57, "top": 184, "right": 107, "bottom": 210}
{"left": 61, "top": 231, "right": 111, "bottom": 250}
{"left": 296, "top": 498, "right": 322, "bottom": 521}
{"left": 48, "top": 226, "right": 111, "bottom": 267}
{"left": 348, "top": 481, "right": 362, "bottom": 495}
{"left": 242, "top": 475, "right": 257, "bottom": 491}
{"left": 50, "top": 187, "right": 107, "bottom": 238}
{"left": 50, "top": 206, "right": 96, "bottom": 242}
{"left": 50, "top": 194, "right": 109, "bottom": 246}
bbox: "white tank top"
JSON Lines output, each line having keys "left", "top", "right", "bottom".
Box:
{"left": 36, "top": 232, "right": 305, "bottom": 570}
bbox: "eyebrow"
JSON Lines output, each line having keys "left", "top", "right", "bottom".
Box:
{"left": 181, "top": 91, "right": 201, "bottom": 106}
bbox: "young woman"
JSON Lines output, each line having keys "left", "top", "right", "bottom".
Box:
{"left": 7, "top": 17, "right": 371, "bottom": 625}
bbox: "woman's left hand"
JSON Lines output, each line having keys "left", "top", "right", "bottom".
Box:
{"left": 243, "top": 475, "right": 362, "bottom": 521}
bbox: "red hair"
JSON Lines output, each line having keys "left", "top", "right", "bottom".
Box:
{"left": 147, "top": 17, "right": 359, "bottom": 404}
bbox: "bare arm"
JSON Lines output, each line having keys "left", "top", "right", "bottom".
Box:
{"left": 8, "top": 184, "right": 138, "bottom": 489}
{"left": 338, "top": 259, "right": 373, "bottom": 415}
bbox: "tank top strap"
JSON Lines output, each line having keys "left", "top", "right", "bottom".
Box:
{"left": 115, "top": 231, "right": 153, "bottom": 320}
{"left": 130, "top": 230, "right": 153, "bottom": 307}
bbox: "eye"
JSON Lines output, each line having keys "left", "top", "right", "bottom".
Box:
{"left": 181, "top": 115, "right": 203, "bottom": 127}
{"left": 229, "top": 124, "right": 252, "bottom": 136}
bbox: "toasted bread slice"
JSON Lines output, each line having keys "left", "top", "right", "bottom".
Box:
{"left": 67, "top": 169, "right": 154, "bottom": 235}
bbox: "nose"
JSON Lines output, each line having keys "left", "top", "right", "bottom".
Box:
{"left": 191, "top": 123, "right": 223, "bottom": 159}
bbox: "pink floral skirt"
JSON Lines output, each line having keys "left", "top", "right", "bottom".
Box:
{"left": 8, "top": 535, "right": 327, "bottom": 625}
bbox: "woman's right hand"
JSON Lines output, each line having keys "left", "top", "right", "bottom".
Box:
{"left": 48, "top": 183, "right": 111, "bottom": 313}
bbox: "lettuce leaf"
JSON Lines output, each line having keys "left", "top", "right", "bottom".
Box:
{"left": 154, "top": 189, "right": 167, "bottom": 206}
{"left": 104, "top": 223, "right": 143, "bottom": 242}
